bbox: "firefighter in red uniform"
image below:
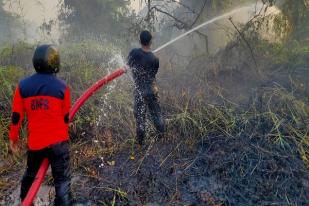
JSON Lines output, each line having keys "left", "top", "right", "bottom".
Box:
{"left": 9, "top": 44, "right": 73, "bottom": 205}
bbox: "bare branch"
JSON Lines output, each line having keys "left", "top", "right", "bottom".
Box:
{"left": 151, "top": 5, "right": 188, "bottom": 29}
{"left": 150, "top": 0, "right": 208, "bottom": 30}
{"left": 168, "top": 0, "right": 197, "bottom": 14}
{"left": 189, "top": 0, "right": 208, "bottom": 28}
{"left": 228, "top": 17, "right": 259, "bottom": 74}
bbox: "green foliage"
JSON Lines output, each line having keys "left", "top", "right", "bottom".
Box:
{"left": 0, "top": 41, "right": 34, "bottom": 68}
{"left": 256, "top": 39, "right": 309, "bottom": 67}
{"left": 59, "top": 0, "right": 131, "bottom": 40}
{"left": 267, "top": 0, "right": 309, "bottom": 41}
{"left": 58, "top": 39, "right": 123, "bottom": 99}
{"left": 280, "top": 0, "right": 309, "bottom": 40}
{"left": 0, "top": 65, "right": 26, "bottom": 157}
{"left": 0, "top": 65, "right": 25, "bottom": 110}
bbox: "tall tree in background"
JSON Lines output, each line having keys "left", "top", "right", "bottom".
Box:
{"left": 59, "top": 0, "right": 130, "bottom": 41}
{"left": 0, "top": 0, "right": 20, "bottom": 43}
{"left": 279, "top": 0, "right": 308, "bottom": 40}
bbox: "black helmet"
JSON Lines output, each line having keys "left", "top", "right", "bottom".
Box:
{"left": 33, "top": 44, "right": 60, "bottom": 73}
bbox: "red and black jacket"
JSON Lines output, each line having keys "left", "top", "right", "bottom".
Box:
{"left": 9, "top": 73, "right": 71, "bottom": 150}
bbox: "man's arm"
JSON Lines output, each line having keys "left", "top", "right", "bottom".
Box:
{"left": 63, "top": 86, "right": 71, "bottom": 124}
{"left": 9, "top": 86, "right": 24, "bottom": 152}
{"left": 152, "top": 57, "right": 160, "bottom": 76}
{"left": 127, "top": 49, "right": 135, "bottom": 68}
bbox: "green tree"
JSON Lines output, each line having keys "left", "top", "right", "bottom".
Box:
{"left": 59, "top": 0, "right": 131, "bottom": 41}
{"left": 279, "top": 0, "right": 308, "bottom": 40}
{"left": 0, "top": 0, "right": 20, "bottom": 44}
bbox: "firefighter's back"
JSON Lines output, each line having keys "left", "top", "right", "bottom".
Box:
{"left": 18, "top": 73, "right": 70, "bottom": 150}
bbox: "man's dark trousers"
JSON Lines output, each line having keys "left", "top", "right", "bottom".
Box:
{"left": 134, "top": 84, "right": 165, "bottom": 144}
{"left": 20, "top": 141, "right": 72, "bottom": 206}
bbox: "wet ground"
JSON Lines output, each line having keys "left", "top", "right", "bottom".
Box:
{"left": 1, "top": 134, "right": 309, "bottom": 205}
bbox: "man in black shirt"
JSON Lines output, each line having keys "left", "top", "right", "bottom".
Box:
{"left": 127, "top": 30, "right": 165, "bottom": 145}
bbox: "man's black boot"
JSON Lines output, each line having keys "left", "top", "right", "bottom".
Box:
{"left": 54, "top": 193, "right": 73, "bottom": 206}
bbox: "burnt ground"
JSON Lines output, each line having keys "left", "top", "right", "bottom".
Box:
{"left": 1, "top": 134, "right": 309, "bottom": 206}
{"left": 72, "top": 134, "right": 309, "bottom": 205}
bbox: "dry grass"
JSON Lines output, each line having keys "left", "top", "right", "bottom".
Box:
{"left": 0, "top": 40, "right": 308, "bottom": 205}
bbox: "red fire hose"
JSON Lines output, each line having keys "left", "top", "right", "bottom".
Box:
{"left": 69, "top": 68, "right": 126, "bottom": 121}
{"left": 21, "top": 68, "right": 126, "bottom": 206}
